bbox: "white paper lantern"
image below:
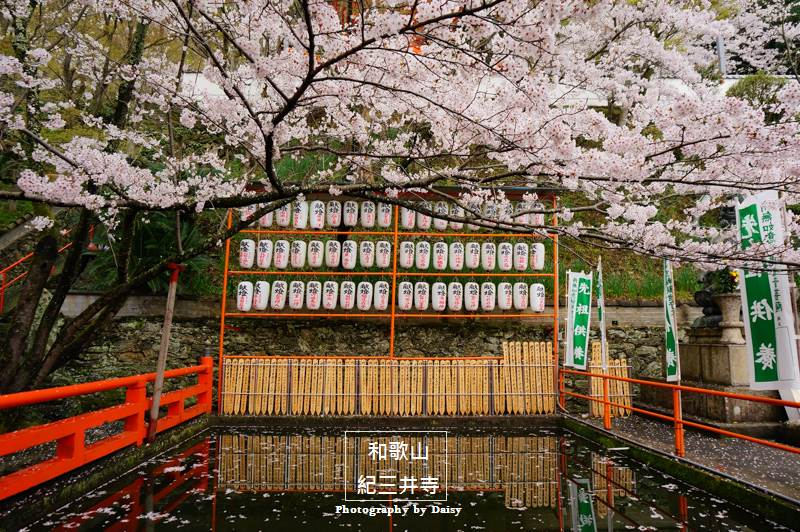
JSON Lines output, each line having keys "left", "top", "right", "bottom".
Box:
{"left": 236, "top": 281, "right": 253, "bottom": 311}
{"left": 273, "top": 240, "right": 289, "bottom": 269}
{"left": 497, "top": 282, "right": 513, "bottom": 310}
{"left": 431, "top": 282, "right": 447, "bottom": 311}
{"left": 465, "top": 242, "right": 481, "bottom": 269}
{"left": 531, "top": 243, "right": 545, "bottom": 270}
{"left": 449, "top": 242, "right": 464, "bottom": 271}
{"left": 340, "top": 281, "right": 356, "bottom": 310}
{"left": 415, "top": 241, "right": 431, "bottom": 270}
{"left": 513, "top": 282, "right": 529, "bottom": 310}
{"left": 447, "top": 282, "right": 463, "bottom": 311}
{"left": 276, "top": 203, "right": 292, "bottom": 226}
{"left": 530, "top": 283, "right": 546, "bottom": 312}
{"left": 343, "top": 201, "right": 359, "bottom": 226}
{"left": 483, "top": 203, "right": 498, "bottom": 227}
{"left": 414, "top": 281, "right": 430, "bottom": 310}
{"left": 306, "top": 281, "right": 321, "bottom": 310}
{"left": 293, "top": 200, "right": 309, "bottom": 229}
{"left": 357, "top": 281, "right": 373, "bottom": 311}
{"left": 481, "top": 242, "right": 497, "bottom": 270}
{"left": 532, "top": 202, "right": 545, "bottom": 226}
{"left": 397, "top": 281, "right": 414, "bottom": 310}
{"left": 480, "top": 282, "right": 496, "bottom": 311}
{"left": 374, "top": 281, "right": 390, "bottom": 311}
{"left": 257, "top": 240, "right": 273, "bottom": 269}
{"left": 514, "top": 202, "right": 531, "bottom": 225}
{"left": 307, "top": 240, "right": 324, "bottom": 268}
{"left": 360, "top": 201, "right": 376, "bottom": 227}
{"left": 325, "top": 240, "right": 341, "bottom": 268}
{"left": 322, "top": 280, "right": 338, "bottom": 310}
{"left": 498, "top": 242, "right": 513, "bottom": 271}
{"left": 341, "top": 240, "right": 357, "bottom": 270}
{"left": 514, "top": 243, "right": 529, "bottom": 271}
{"left": 433, "top": 202, "right": 449, "bottom": 230}
{"left": 499, "top": 202, "right": 514, "bottom": 229}
{"left": 240, "top": 205, "right": 256, "bottom": 221}
{"left": 432, "top": 242, "right": 448, "bottom": 271}
{"left": 309, "top": 200, "right": 325, "bottom": 229}
{"left": 449, "top": 204, "right": 464, "bottom": 230}
{"left": 399, "top": 241, "right": 415, "bottom": 268}
{"left": 270, "top": 280, "right": 287, "bottom": 310}
{"left": 290, "top": 240, "right": 307, "bottom": 268}
{"left": 377, "top": 203, "right": 393, "bottom": 227}
{"left": 359, "top": 241, "right": 375, "bottom": 268}
{"left": 258, "top": 209, "right": 273, "bottom": 228}
{"left": 416, "top": 202, "right": 432, "bottom": 230}
{"left": 464, "top": 282, "right": 480, "bottom": 311}
{"left": 253, "top": 281, "right": 270, "bottom": 310}
{"left": 376, "top": 241, "right": 392, "bottom": 268}
{"left": 239, "top": 239, "right": 255, "bottom": 269}
{"left": 401, "top": 206, "right": 416, "bottom": 229}
{"left": 466, "top": 201, "right": 480, "bottom": 231}
{"left": 289, "top": 280, "right": 305, "bottom": 310}
{"left": 326, "top": 200, "right": 342, "bottom": 227}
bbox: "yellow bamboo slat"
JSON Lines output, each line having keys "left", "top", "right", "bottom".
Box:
{"left": 522, "top": 342, "right": 531, "bottom": 415}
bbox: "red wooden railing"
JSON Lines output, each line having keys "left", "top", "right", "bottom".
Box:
{"left": 0, "top": 242, "right": 73, "bottom": 313}
{"left": 560, "top": 367, "right": 800, "bottom": 458}
{"left": 0, "top": 357, "right": 213, "bottom": 500}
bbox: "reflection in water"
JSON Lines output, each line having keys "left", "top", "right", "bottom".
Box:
{"left": 14, "top": 430, "right": 787, "bottom": 531}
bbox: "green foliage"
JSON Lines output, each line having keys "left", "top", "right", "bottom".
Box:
{"left": 726, "top": 72, "right": 786, "bottom": 123}
{"left": 706, "top": 267, "right": 739, "bottom": 294}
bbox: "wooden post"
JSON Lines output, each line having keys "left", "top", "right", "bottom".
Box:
{"left": 146, "top": 263, "right": 185, "bottom": 443}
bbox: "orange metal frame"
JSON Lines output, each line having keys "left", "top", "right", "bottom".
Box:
{"left": 0, "top": 357, "right": 213, "bottom": 501}
{"left": 217, "top": 193, "right": 560, "bottom": 414}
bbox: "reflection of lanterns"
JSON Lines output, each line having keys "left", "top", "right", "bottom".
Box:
{"left": 433, "top": 242, "right": 448, "bottom": 271}
{"left": 357, "top": 281, "right": 373, "bottom": 310}
{"left": 257, "top": 240, "right": 273, "bottom": 269}
{"left": 270, "top": 280, "right": 287, "bottom": 309}
{"left": 465, "top": 242, "right": 480, "bottom": 269}
{"left": 480, "top": 282, "right": 496, "bottom": 311}
{"left": 276, "top": 203, "right": 292, "bottom": 226}
{"left": 293, "top": 200, "right": 309, "bottom": 229}
{"left": 497, "top": 282, "right": 513, "bottom": 310}
{"left": 450, "top": 204, "right": 464, "bottom": 230}
{"left": 359, "top": 241, "right": 375, "bottom": 268}
{"left": 258, "top": 209, "right": 273, "bottom": 227}
{"left": 498, "top": 242, "right": 513, "bottom": 271}
{"left": 531, "top": 243, "right": 545, "bottom": 270}
{"left": 239, "top": 239, "right": 255, "bottom": 268}
{"left": 399, "top": 241, "right": 414, "bottom": 268}
{"left": 374, "top": 281, "right": 390, "bottom": 310}
{"left": 307, "top": 240, "right": 324, "bottom": 268}
{"left": 431, "top": 282, "right": 447, "bottom": 311}
{"left": 397, "top": 281, "right": 414, "bottom": 310}
{"left": 401, "top": 206, "right": 416, "bottom": 229}
{"left": 464, "top": 282, "right": 480, "bottom": 311}
{"left": 415, "top": 241, "right": 431, "bottom": 270}
{"left": 513, "top": 243, "right": 529, "bottom": 271}
{"left": 290, "top": 240, "right": 306, "bottom": 268}
{"left": 360, "top": 201, "right": 376, "bottom": 227}
{"left": 416, "top": 202, "right": 432, "bottom": 230}
{"left": 289, "top": 280, "right": 305, "bottom": 309}
{"left": 414, "top": 282, "right": 430, "bottom": 310}
{"left": 340, "top": 281, "right": 356, "bottom": 309}
{"left": 449, "top": 242, "right": 464, "bottom": 271}
{"left": 306, "top": 281, "right": 321, "bottom": 310}
{"left": 481, "top": 242, "right": 497, "bottom": 271}
{"left": 325, "top": 240, "right": 341, "bottom": 267}
{"left": 343, "top": 201, "right": 359, "bottom": 226}
{"left": 530, "top": 283, "right": 546, "bottom": 312}
{"left": 323, "top": 280, "right": 338, "bottom": 309}
{"left": 273, "top": 240, "right": 289, "bottom": 269}
{"left": 448, "top": 282, "right": 463, "bottom": 311}
{"left": 253, "top": 281, "right": 269, "bottom": 310}
{"left": 237, "top": 281, "right": 253, "bottom": 311}
{"left": 376, "top": 241, "right": 392, "bottom": 268}
{"left": 326, "top": 200, "right": 342, "bottom": 227}
{"left": 309, "top": 200, "right": 325, "bottom": 229}
{"left": 377, "top": 203, "right": 393, "bottom": 227}
{"left": 341, "top": 240, "right": 357, "bottom": 270}
{"left": 241, "top": 205, "right": 256, "bottom": 221}
{"left": 433, "top": 201, "right": 449, "bottom": 230}
{"left": 513, "top": 282, "right": 529, "bottom": 310}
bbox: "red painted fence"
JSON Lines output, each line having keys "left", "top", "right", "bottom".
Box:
{"left": 0, "top": 357, "right": 213, "bottom": 500}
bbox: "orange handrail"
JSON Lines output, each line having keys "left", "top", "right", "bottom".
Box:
{"left": 0, "top": 357, "right": 213, "bottom": 501}
{"left": 0, "top": 242, "right": 72, "bottom": 313}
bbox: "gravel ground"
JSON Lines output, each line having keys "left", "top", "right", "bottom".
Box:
{"left": 584, "top": 414, "right": 800, "bottom": 501}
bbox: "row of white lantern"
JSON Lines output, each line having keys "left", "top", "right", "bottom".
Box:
{"left": 239, "top": 239, "right": 546, "bottom": 271}
{"left": 240, "top": 200, "right": 547, "bottom": 230}
{"left": 236, "top": 280, "right": 547, "bottom": 312}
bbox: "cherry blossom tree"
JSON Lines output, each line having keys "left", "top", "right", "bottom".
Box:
{"left": 1, "top": 0, "right": 799, "bottom": 392}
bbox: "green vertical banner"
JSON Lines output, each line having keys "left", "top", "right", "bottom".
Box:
{"left": 737, "top": 191, "right": 800, "bottom": 390}
{"left": 663, "top": 259, "right": 680, "bottom": 382}
{"left": 597, "top": 258, "right": 608, "bottom": 370}
{"left": 567, "top": 271, "right": 593, "bottom": 370}
{"left": 569, "top": 478, "right": 597, "bottom": 532}
{"left": 565, "top": 271, "right": 578, "bottom": 367}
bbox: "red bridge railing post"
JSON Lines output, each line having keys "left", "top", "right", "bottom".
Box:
{"left": 199, "top": 356, "right": 214, "bottom": 413}
{"left": 125, "top": 378, "right": 148, "bottom": 446}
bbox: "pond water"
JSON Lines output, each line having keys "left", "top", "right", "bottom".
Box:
{"left": 9, "top": 428, "right": 795, "bottom": 531}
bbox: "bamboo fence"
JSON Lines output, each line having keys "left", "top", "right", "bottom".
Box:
{"left": 587, "top": 342, "right": 632, "bottom": 418}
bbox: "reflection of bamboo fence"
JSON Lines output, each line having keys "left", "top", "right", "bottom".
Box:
{"left": 221, "top": 342, "right": 555, "bottom": 416}
{"left": 591, "top": 452, "right": 636, "bottom": 519}
{"left": 588, "top": 342, "right": 632, "bottom": 418}
{"left": 217, "top": 434, "right": 561, "bottom": 508}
